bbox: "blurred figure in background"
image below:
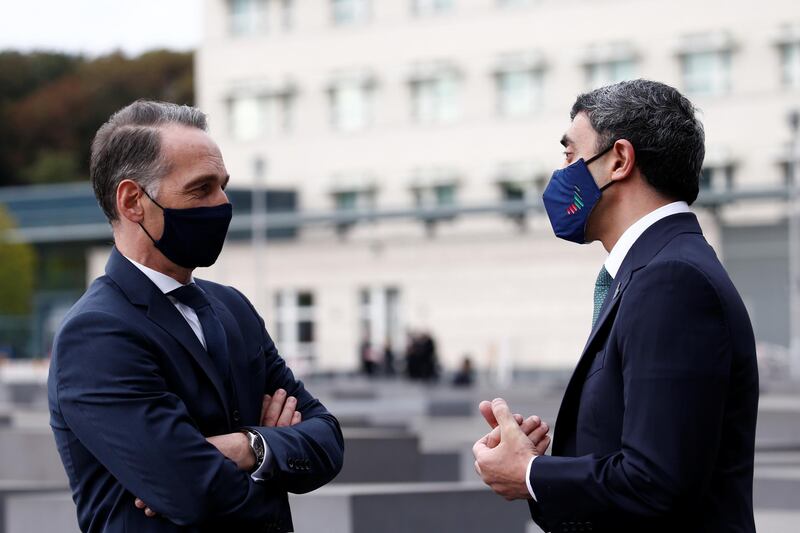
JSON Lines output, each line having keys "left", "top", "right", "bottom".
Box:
{"left": 452, "top": 355, "right": 475, "bottom": 388}
{"left": 359, "top": 334, "right": 378, "bottom": 377}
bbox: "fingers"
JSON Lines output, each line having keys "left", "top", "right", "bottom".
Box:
{"left": 490, "top": 398, "right": 519, "bottom": 434}
{"left": 135, "top": 498, "right": 156, "bottom": 518}
{"left": 479, "top": 400, "right": 498, "bottom": 429}
{"left": 535, "top": 434, "right": 552, "bottom": 455}
{"left": 259, "top": 394, "right": 271, "bottom": 425}
{"left": 485, "top": 425, "right": 502, "bottom": 448}
{"left": 528, "top": 419, "right": 549, "bottom": 445}
{"left": 291, "top": 411, "right": 302, "bottom": 426}
{"left": 263, "top": 389, "right": 287, "bottom": 427}
{"left": 520, "top": 415, "right": 542, "bottom": 436}
{"left": 276, "top": 396, "right": 297, "bottom": 427}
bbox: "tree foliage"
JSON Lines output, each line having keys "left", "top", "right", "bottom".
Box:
{"left": 0, "top": 49, "right": 194, "bottom": 187}
{"left": 0, "top": 205, "right": 36, "bottom": 315}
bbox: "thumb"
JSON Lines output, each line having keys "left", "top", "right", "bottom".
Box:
{"left": 491, "top": 398, "right": 519, "bottom": 435}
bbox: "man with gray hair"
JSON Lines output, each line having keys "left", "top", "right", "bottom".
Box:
{"left": 473, "top": 80, "right": 758, "bottom": 532}
{"left": 48, "top": 100, "right": 344, "bottom": 532}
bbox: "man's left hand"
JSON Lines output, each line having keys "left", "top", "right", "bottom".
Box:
{"left": 473, "top": 398, "right": 541, "bottom": 501}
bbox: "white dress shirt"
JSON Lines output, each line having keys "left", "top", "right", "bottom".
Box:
{"left": 125, "top": 256, "right": 273, "bottom": 481}
{"left": 526, "top": 201, "right": 692, "bottom": 501}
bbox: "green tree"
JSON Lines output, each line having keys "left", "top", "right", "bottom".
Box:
{"left": 0, "top": 205, "right": 36, "bottom": 315}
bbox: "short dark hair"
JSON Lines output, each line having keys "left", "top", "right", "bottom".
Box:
{"left": 570, "top": 79, "right": 705, "bottom": 205}
{"left": 90, "top": 100, "right": 208, "bottom": 222}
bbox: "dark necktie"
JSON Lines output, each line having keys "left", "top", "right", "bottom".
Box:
{"left": 168, "top": 284, "right": 231, "bottom": 383}
{"left": 592, "top": 266, "right": 613, "bottom": 328}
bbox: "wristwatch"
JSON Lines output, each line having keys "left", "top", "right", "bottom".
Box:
{"left": 241, "top": 429, "right": 265, "bottom": 473}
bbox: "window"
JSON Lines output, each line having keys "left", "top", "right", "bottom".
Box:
{"left": 228, "top": 0, "right": 292, "bottom": 36}
{"left": 585, "top": 58, "right": 636, "bottom": 89}
{"left": 781, "top": 42, "right": 800, "bottom": 89}
{"left": 413, "top": 183, "right": 457, "bottom": 208}
{"left": 433, "top": 184, "right": 455, "bottom": 206}
{"left": 330, "top": 79, "right": 374, "bottom": 132}
{"left": 410, "top": 68, "right": 461, "bottom": 124}
{"left": 332, "top": 0, "right": 370, "bottom": 26}
{"left": 330, "top": 173, "right": 377, "bottom": 233}
{"left": 495, "top": 162, "right": 543, "bottom": 226}
{"left": 700, "top": 164, "right": 735, "bottom": 192}
{"left": 273, "top": 290, "right": 316, "bottom": 364}
{"left": 228, "top": 90, "right": 294, "bottom": 141}
{"left": 496, "top": 69, "right": 543, "bottom": 117}
{"left": 412, "top": 0, "right": 454, "bottom": 16}
{"left": 682, "top": 51, "right": 731, "bottom": 96}
{"left": 411, "top": 168, "right": 458, "bottom": 208}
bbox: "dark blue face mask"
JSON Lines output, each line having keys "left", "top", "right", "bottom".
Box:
{"left": 139, "top": 190, "right": 233, "bottom": 269}
{"left": 542, "top": 144, "right": 615, "bottom": 244}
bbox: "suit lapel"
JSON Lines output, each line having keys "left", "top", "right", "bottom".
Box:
{"left": 104, "top": 247, "right": 232, "bottom": 423}
{"left": 203, "top": 286, "right": 256, "bottom": 421}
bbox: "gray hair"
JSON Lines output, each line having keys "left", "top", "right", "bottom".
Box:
{"left": 570, "top": 79, "right": 705, "bottom": 205}
{"left": 90, "top": 100, "right": 208, "bottom": 222}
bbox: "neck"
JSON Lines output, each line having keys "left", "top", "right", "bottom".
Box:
{"left": 597, "top": 191, "right": 673, "bottom": 253}
{"left": 114, "top": 229, "right": 193, "bottom": 284}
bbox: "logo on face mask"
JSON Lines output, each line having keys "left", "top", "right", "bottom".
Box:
{"left": 566, "top": 186, "right": 584, "bottom": 215}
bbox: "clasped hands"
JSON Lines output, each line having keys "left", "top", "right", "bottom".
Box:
{"left": 472, "top": 398, "right": 551, "bottom": 501}
{"left": 135, "top": 389, "right": 301, "bottom": 518}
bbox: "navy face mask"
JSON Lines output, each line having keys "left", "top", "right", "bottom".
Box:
{"left": 542, "top": 144, "right": 615, "bottom": 244}
{"left": 139, "top": 190, "right": 233, "bottom": 269}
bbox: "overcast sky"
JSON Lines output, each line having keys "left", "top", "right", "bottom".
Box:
{"left": 0, "top": 0, "right": 202, "bottom": 56}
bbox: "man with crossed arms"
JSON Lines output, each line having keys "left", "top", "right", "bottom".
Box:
{"left": 49, "top": 101, "right": 344, "bottom": 532}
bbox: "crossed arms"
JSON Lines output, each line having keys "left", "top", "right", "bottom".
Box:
{"left": 53, "top": 310, "right": 344, "bottom": 527}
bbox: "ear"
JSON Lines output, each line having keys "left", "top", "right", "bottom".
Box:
{"left": 116, "top": 179, "right": 146, "bottom": 224}
{"left": 609, "top": 139, "right": 637, "bottom": 182}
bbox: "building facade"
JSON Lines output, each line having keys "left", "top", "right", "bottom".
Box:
{"left": 87, "top": 0, "right": 800, "bottom": 373}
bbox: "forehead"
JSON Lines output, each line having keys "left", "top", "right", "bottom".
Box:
{"left": 159, "top": 125, "right": 226, "bottom": 176}
{"left": 563, "top": 112, "right": 599, "bottom": 149}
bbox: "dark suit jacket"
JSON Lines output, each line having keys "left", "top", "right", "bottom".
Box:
{"left": 528, "top": 213, "right": 759, "bottom": 533}
{"left": 48, "top": 247, "right": 344, "bottom": 533}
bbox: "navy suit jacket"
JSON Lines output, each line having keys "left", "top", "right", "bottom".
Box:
{"left": 48, "top": 248, "right": 344, "bottom": 533}
{"left": 528, "top": 213, "right": 759, "bottom": 533}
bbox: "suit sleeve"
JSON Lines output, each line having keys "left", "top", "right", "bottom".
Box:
{"left": 232, "top": 288, "right": 345, "bottom": 494}
{"left": 529, "top": 260, "right": 731, "bottom": 524}
{"left": 53, "top": 310, "right": 285, "bottom": 527}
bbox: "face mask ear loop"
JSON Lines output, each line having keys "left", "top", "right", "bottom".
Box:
{"left": 584, "top": 141, "right": 616, "bottom": 166}
{"left": 138, "top": 187, "right": 163, "bottom": 245}
{"left": 599, "top": 180, "right": 617, "bottom": 192}
{"left": 141, "top": 188, "right": 165, "bottom": 210}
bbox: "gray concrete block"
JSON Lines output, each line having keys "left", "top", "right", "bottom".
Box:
{"left": 0, "top": 430, "right": 68, "bottom": 484}
{"left": 290, "top": 482, "right": 532, "bottom": 533}
{"left": 4, "top": 384, "right": 47, "bottom": 408}
{"left": 3, "top": 491, "right": 79, "bottom": 533}
{"left": 335, "top": 429, "right": 421, "bottom": 483}
{"left": 419, "top": 452, "right": 460, "bottom": 482}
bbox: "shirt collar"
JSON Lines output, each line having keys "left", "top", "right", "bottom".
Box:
{"left": 124, "top": 256, "right": 194, "bottom": 294}
{"left": 604, "top": 201, "right": 691, "bottom": 279}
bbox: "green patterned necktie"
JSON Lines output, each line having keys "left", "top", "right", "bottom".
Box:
{"left": 592, "top": 266, "right": 613, "bottom": 328}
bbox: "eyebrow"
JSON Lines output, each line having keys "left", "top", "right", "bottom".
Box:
{"left": 183, "top": 174, "right": 230, "bottom": 190}
{"left": 560, "top": 134, "right": 573, "bottom": 148}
